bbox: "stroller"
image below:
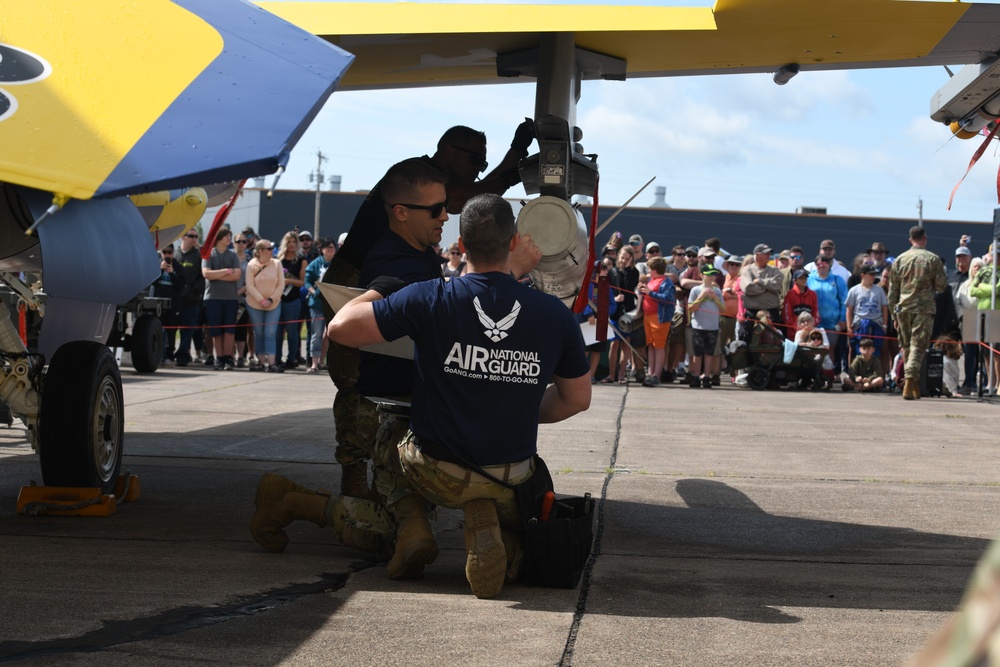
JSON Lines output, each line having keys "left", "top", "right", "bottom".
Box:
{"left": 730, "top": 320, "right": 832, "bottom": 391}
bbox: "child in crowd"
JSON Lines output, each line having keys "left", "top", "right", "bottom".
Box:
{"left": 842, "top": 338, "right": 884, "bottom": 392}
{"left": 637, "top": 257, "right": 675, "bottom": 387}
{"left": 845, "top": 265, "right": 888, "bottom": 362}
{"left": 687, "top": 267, "right": 725, "bottom": 388}
{"left": 795, "top": 311, "right": 835, "bottom": 379}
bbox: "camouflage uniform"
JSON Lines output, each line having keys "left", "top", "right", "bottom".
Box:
{"left": 887, "top": 247, "right": 947, "bottom": 380}
{"left": 321, "top": 255, "right": 368, "bottom": 468}
{"left": 905, "top": 535, "right": 1000, "bottom": 667}
{"left": 397, "top": 432, "right": 534, "bottom": 529}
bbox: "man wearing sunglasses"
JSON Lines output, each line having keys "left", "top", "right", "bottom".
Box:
{"left": 174, "top": 230, "right": 206, "bottom": 367}
{"left": 319, "top": 121, "right": 536, "bottom": 504}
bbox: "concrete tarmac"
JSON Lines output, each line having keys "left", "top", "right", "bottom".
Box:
{"left": 0, "top": 361, "right": 998, "bottom": 666}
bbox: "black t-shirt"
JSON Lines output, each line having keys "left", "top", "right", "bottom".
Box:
{"left": 336, "top": 154, "right": 437, "bottom": 271}
{"left": 280, "top": 257, "right": 305, "bottom": 303}
{"left": 372, "top": 272, "right": 589, "bottom": 465}
{"left": 357, "top": 229, "right": 443, "bottom": 396}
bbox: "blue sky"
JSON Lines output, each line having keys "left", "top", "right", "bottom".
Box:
{"left": 277, "top": 3, "right": 1000, "bottom": 225}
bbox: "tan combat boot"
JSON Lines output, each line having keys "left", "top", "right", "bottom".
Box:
{"left": 903, "top": 377, "right": 919, "bottom": 400}
{"left": 340, "top": 461, "right": 382, "bottom": 503}
{"left": 251, "top": 473, "right": 331, "bottom": 552}
{"left": 463, "top": 499, "right": 506, "bottom": 599}
{"left": 386, "top": 494, "right": 438, "bottom": 579}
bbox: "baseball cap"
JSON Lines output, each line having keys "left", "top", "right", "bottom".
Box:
{"left": 820, "top": 239, "right": 836, "bottom": 250}
{"left": 860, "top": 265, "right": 878, "bottom": 275}
{"left": 629, "top": 234, "right": 644, "bottom": 246}
{"left": 753, "top": 243, "right": 772, "bottom": 254}
{"left": 793, "top": 269, "right": 808, "bottom": 280}
{"left": 685, "top": 245, "right": 699, "bottom": 254}
{"left": 299, "top": 230, "right": 312, "bottom": 239}
{"left": 777, "top": 250, "right": 791, "bottom": 260}
{"left": 697, "top": 247, "right": 715, "bottom": 258}
{"left": 702, "top": 266, "right": 720, "bottom": 276}
{"left": 645, "top": 242, "right": 661, "bottom": 252}
{"left": 956, "top": 246, "right": 972, "bottom": 257}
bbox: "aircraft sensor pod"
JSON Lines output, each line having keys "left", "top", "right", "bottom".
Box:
{"left": 930, "top": 56, "right": 1000, "bottom": 139}
{"left": 516, "top": 196, "right": 589, "bottom": 306}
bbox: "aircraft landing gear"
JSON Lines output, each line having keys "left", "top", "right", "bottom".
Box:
{"left": 38, "top": 341, "right": 123, "bottom": 494}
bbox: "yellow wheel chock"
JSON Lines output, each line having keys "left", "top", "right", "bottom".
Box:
{"left": 16, "top": 473, "right": 141, "bottom": 517}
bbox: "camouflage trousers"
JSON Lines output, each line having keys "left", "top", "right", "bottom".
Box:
{"left": 398, "top": 433, "right": 534, "bottom": 530}
{"left": 358, "top": 400, "right": 425, "bottom": 513}
{"left": 323, "top": 258, "right": 366, "bottom": 467}
{"left": 905, "top": 534, "right": 1000, "bottom": 666}
{"left": 896, "top": 310, "right": 933, "bottom": 380}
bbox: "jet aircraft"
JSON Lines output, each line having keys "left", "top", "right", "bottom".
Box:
{"left": 3, "top": 0, "right": 1000, "bottom": 492}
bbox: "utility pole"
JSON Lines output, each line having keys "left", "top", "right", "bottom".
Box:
{"left": 308, "top": 149, "right": 328, "bottom": 239}
{"left": 917, "top": 195, "right": 924, "bottom": 228}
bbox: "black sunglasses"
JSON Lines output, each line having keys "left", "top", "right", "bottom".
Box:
{"left": 450, "top": 145, "right": 488, "bottom": 172}
{"left": 394, "top": 200, "right": 449, "bottom": 218}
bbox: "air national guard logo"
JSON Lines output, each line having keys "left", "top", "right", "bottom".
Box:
{"left": 0, "top": 44, "right": 51, "bottom": 121}
{"left": 474, "top": 297, "right": 520, "bottom": 343}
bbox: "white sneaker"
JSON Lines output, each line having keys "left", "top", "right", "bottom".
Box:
{"left": 734, "top": 372, "right": 748, "bottom": 388}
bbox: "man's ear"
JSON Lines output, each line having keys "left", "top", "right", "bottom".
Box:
{"left": 508, "top": 232, "right": 519, "bottom": 253}
{"left": 458, "top": 237, "right": 467, "bottom": 254}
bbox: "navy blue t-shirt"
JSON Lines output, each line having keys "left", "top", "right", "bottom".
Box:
{"left": 372, "top": 272, "right": 589, "bottom": 466}
{"left": 357, "top": 228, "right": 443, "bottom": 396}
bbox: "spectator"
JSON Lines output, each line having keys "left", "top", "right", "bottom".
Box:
{"left": 637, "top": 256, "right": 674, "bottom": 387}
{"left": 608, "top": 245, "right": 639, "bottom": 384}
{"left": 663, "top": 244, "right": 686, "bottom": 283}
{"left": 808, "top": 254, "right": 848, "bottom": 376}
{"left": 721, "top": 255, "right": 742, "bottom": 362}
{"left": 245, "top": 239, "right": 285, "bottom": 372}
{"left": 241, "top": 227, "right": 258, "bottom": 260}
{"left": 868, "top": 241, "right": 890, "bottom": 273}
{"left": 276, "top": 231, "right": 307, "bottom": 370}
{"left": 804, "top": 239, "right": 852, "bottom": 283}
{"left": 687, "top": 267, "right": 724, "bottom": 388}
{"left": 949, "top": 246, "right": 977, "bottom": 395}
{"left": 582, "top": 261, "right": 618, "bottom": 382}
{"left": 298, "top": 230, "right": 320, "bottom": 263}
{"left": 442, "top": 242, "right": 466, "bottom": 278}
{"left": 740, "top": 243, "right": 783, "bottom": 328}
{"left": 174, "top": 229, "right": 205, "bottom": 367}
{"left": 233, "top": 233, "right": 253, "bottom": 367}
{"left": 783, "top": 268, "right": 819, "bottom": 326}
{"left": 201, "top": 227, "right": 242, "bottom": 371}
{"left": 671, "top": 246, "right": 704, "bottom": 383}
{"left": 794, "top": 311, "right": 834, "bottom": 378}
{"left": 845, "top": 265, "right": 889, "bottom": 362}
{"left": 304, "top": 237, "right": 337, "bottom": 373}
{"left": 150, "top": 244, "right": 184, "bottom": 366}
{"left": 638, "top": 241, "right": 661, "bottom": 277}
{"left": 842, "top": 338, "right": 884, "bottom": 391}
{"left": 627, "top": 234, "right": 644, "bottom": 262}
{"left": 969, "top": 250, "right": 1000, "bottom": 395}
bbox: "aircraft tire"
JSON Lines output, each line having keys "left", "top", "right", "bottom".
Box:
{"left": 130, "top": 314, "right": 163, "bottom": 374}
{"left": 39, "top": 341, "right": 124, "bottom": 493}
{"left": 746, "top": 367, "right": 770, "bottom": 391}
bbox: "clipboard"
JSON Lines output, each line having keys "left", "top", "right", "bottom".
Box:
{"left": 318, "top": 282, "right": 415, "bottom": 360}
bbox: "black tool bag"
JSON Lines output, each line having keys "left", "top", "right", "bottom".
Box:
{"left": 470, "top": 454, "right": 595, "bottom": 589}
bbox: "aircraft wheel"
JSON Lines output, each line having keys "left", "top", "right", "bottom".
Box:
{"left": 746, "top": 367, "right": 770, "bottom": 391}
{"left": 39, "top": 341, "right": 124, "bottom": 493}
{"left": 130, "top": 314, "right": 163, "bottom": 373}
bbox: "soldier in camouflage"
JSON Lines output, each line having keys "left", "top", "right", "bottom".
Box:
{"left": 905, "top": 534, "right": 1000, "bottom": 666}
{"left": 887, "top": 226, "right": 948, "bottom": 400}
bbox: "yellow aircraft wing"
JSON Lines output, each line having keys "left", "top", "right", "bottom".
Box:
{"left": 260, "top": 0, "right": 1000, "bottom": 90}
